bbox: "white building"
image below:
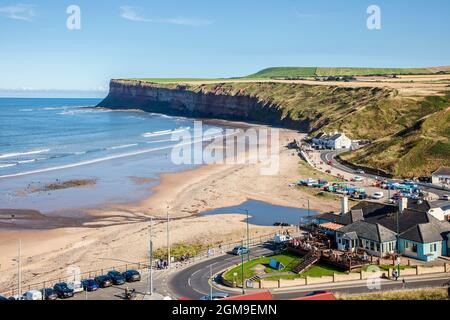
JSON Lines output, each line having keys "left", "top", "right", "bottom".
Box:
{"left": 428, "top": 201, "right": 450, "bottom": 222}
{"left": 432, "top": 167, "right": 450, "bottom": 186}
{"left": 311, "top": 132, "right": 352, "bottom": 150}
{"left": 326, "top": 133, "right": 352, "bottom": 150}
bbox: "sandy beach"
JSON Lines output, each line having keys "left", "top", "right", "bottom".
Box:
{"left": 0, "top": 125, "right": 339, "bottom": 294}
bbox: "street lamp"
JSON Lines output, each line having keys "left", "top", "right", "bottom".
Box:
{"left": 167, "top": 205, "right": 170, "bottom": 269}
{"left": 245, "top": 209, "right": 250, "bottom": 262}
{"left": 240, "top": 240, "right": 245, "bottom": 295}
{"left": 147, "top": 216, "right": 154, "bottom": 295}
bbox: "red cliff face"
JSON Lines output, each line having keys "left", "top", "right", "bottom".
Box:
{"left": 97, "top": 80, "right": 311, "bottom": 131}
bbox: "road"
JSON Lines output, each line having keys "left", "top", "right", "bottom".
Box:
{"left": 167, "top": 244, "right": 277, "bottom": 299}
{"left": 320, "top": 150, "right": 449, "bottom": 199}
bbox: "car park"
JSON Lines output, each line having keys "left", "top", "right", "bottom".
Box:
{"left": 68, "top": 280, "right": 84, "bottom": 294}
{"left": 95, "top": 275, "right": 113, "bottom": 288}
{"left": 81, "top": 279, "right": 99, "bottom": 292}
{"left": 372, "top": 192, "right": 384, "bottom": 200}
{"left": 41, "top": 288, "right": 58, "bottom": 300}
{"left": 107, "top": 271, "right": 126, "bottom": 285}
{"left": 53, "top": 283, "right": 74, "bottom": 299}
{"left": 122, "top": 270, "right": 141, "bottom": 283}
{"left": 231, "top": 246, "right": 249, "bottom": 255}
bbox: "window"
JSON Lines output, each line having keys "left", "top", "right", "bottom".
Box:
{"left": 370, "top": 242, "right": 375, "bottom": 251}
{"left": 412, "top": 243, "right": 418, "bottom": 253}
{"left": 430, "top": 243, "right": 437, "bottom": 252}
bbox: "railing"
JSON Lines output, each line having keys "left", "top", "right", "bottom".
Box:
{"left": 0, "top": 227, "right": 297, "bottom": 298}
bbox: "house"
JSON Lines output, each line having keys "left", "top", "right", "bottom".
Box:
{"left": 336, "top": 220, "right": 397, "bottom": 257}
{"left": 314, "top": 197, "right": 450, "bottom": 261}
{"left": 310, "top": 132, "right": 352, "bottom": 149}
{"left": 428, "top": 201, "right": 450, "bottom": 222}
{"left": 326, "top": 133, "right": 352, "bottom": 150}
{"left": 398, "top": 216, "right": 450, "bottom": 262}
{"left": 432, "top": 167, "right": 450, "bottom": 186}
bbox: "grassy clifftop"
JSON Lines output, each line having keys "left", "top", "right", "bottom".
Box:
{"left": 244, "top": 66, "right": 444, "bottom": 78}
{"left": 341, "top": 103, "right": 450, "bottom": 177}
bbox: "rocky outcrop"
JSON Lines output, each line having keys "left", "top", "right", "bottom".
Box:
{"left": 97, "top": 80, "right": 311, "bottom": 131}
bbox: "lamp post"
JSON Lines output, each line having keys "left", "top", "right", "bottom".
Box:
{"left": 167, "top": 206, "right": 170, "bottom": 269}
{"left": 147, "top": 216, "right": 154, "bottom": 295}
{"left": 240, "top": 240, "right": 245, "bottom": 295}
{"left": 245, "top": 209, "right": 250, "bottom": 262}
{"left": 396, "top": 205, "right": 401, "bottom": 277}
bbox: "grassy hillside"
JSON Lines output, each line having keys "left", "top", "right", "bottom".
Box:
{"left": 244, "top": 67, "right": 442, "bottom": 78}
{"left": 341, "top": 102, "right": 450, "bottom": 177}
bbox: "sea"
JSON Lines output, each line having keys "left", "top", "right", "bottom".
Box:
{"left": 0, "top": 98, "right": 225, "bottom": 213}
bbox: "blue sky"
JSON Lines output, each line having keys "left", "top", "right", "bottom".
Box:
{"left": 0, "top": 0, "right": 449, "bottom": 96}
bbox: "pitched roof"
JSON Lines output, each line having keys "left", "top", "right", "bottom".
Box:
{"left": 329, "top": 134, "right": 343, "bottom": 141}
{"left": 338, "top": 220, "right": 397, "bottom": 243}
{"left": 433, "top": 167, "right": 450, "bottom": 176}
{"left": 350, "top": 209, "right": 364, "bottom": 222}
{"left": 400, "top": 217, "right": 450, "bottom": 243}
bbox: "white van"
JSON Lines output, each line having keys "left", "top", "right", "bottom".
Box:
{"left": 24, "top": 290, "right": 42, "bottom": 301}
{"left": 67, "top": 281, "right": 84, "bottom": 293}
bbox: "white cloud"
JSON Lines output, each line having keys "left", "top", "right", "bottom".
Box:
{"left": 0, "top": 4, "right": 36, "bottom": 21}
{"left": 120, "top": 6, "right": 212, "bottom": 26}
{"left": 120, "top": 6, "right": 148, "bottom": 22}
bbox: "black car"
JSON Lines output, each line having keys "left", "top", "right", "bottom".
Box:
{"left": 81, "top": 279, "right": 99, "bottom": 292}
{"left": 53, "top": 283, "right": 74, "bottom": 299}
{"left": 107, "top": 271, "right": 126, "bottom": 285}
{"left": 0, "top": 295, "right": 8, "bottom": 301}
{"left": 122, "top": 270, "right": 141, "bottom": 283}
{"left": 95, "top": 275, "right": 113, "bottom": 288}
{"left": 41, "top": 288, "right": 58, "bottom": 300}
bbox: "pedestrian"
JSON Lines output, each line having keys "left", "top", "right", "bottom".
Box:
{"left": 402, "top": 278, "right": 406, "bottom": 289}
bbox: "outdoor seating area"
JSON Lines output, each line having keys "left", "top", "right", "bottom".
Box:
{"left": 288, "top": 231, "right": 368, "bottom": 271}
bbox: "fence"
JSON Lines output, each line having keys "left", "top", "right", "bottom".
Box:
{"left": 0, "top": 227, "right": 296, "bottom": 297}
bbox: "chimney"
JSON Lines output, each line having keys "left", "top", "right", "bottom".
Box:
{"left": 341, "top": 196, "right": 349, "bottom": 215}
{"left": 399, "top": 197, "right": 408, "bottom": 213}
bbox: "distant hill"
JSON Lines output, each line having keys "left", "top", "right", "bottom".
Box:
{"left": 244, "top": 66, "right": 448, "bottom": 78}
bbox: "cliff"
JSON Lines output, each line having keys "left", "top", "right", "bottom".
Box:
{"left": 98, "top": 79, "right": 450, "bottom": 177}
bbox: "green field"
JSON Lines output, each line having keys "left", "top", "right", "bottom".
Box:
{"left": 129, "top": 66, "right": 446, "bottom": 84}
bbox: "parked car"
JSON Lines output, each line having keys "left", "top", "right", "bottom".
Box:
{"left": 53, "top": 283, "right": 74, "bottom": 299}
{"left": 355, "top": 169, "right": 365, "bottom": 174}
{"left": 231, "top": 246, "right": 249, "bottom": 255}
{"left": 305, "top": 290, "right": 332, "bottom": 297}
{"left": 351, "top": 176, "right": 364, "bottom": 182}
{"left": 200, "top": 292, "right": 230, "bottom": 300}
{"left": 23, "top": 290, "right": 43, "bottom": 301}
{"left": 81, "top": 279, "right": 99, "bottom": 292}
{"left": 443, "top": 194, "right": 450, "bottom": 201}
{"left": 372, "top": 192, "right": 384, "bottom": 200}
{"left": 107, "top": 271, "right": 126, "bottom": 285}
{"left": 68, "top": 280, "right": 84, "bottom": 294}
{"left": 41, "top": 288, "right": 58, "bottom": 300}
{"left": 0, "top": 295, "right": 8, "bottom": 301}
{"left": 94, "top": 275, "right": 113, "bottom": 288}
{"left": 122, "top": 270, "right": 141, "bottom": 283}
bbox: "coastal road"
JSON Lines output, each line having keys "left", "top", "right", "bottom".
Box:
{"left": 319, "top": 150, "right": 449, "bottom": 199}
{"left": 167, "top": 244, "right": 277, "bottom": 299}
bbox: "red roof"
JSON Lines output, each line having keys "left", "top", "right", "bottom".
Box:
{"left": 223, "top": 291, "right": 273, "bottom": 300}
{"left": 291, "top": 293, "right": 337, "bottom": 301}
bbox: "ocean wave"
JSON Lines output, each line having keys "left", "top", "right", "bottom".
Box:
{"left": 108, "top": 143, "right": 139, "bottom": 150}
{"left": 0, "top": 132, "right": 239, "bottom": 179}
{"left": 19, "top": 109, "right": 33, "bottom": 112}
{"left": 142, "top": 127, "right": 190, "bottom": 138}
{"left": 0, "top": 149, "right": 50, "bottom": 160}
{"left": 16, "top": 159, "right": 37, "bottom": 164}
{"left": 0, "top": 163, "right": 17, "bottom": 169}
